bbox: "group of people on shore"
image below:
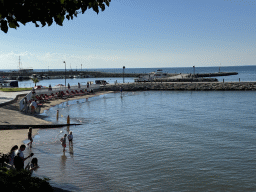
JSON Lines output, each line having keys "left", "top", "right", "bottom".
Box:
{"left": 23, "top": 97, "right": 39, "bottom": 114}
{"left": 8, "top": 144, "right": 39, "bottom": 172}
{"left": 7, "top": 127, "right": 39, "bottom": 172}
{"left": 3, "top": 126, "right": 73, "bottom": 172}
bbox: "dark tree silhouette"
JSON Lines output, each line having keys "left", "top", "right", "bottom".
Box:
{"left": 0, "top": 0, "right": 111, "bottom": 33}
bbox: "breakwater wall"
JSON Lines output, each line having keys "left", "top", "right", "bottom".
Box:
{"left": 197, "top": 72, "right": 238, "bottom": 77}
{"left": 0, "top": 71, "right": 141, "bottom": 79}
{"left": 100, "top": 82, "right": 256, "bottom": 91}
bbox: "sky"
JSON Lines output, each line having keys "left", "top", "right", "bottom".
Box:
{"left": 0, "top": 0, "right": 255, "bottom": 69}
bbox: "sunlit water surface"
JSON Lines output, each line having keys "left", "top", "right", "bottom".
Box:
{"left": 23, "top": 91, "right": 256, "bottom": 191}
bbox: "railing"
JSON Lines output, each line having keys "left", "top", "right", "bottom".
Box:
{"left": 19, "top": 84, "right": 101, "bottom": 111}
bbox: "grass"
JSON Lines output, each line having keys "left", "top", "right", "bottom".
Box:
{"left": 0, "top": 88, "right": 32, "bottom": 92}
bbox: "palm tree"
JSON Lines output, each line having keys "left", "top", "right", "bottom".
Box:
{"left": 32, "top": 77, "right": 39, "bottom": 87}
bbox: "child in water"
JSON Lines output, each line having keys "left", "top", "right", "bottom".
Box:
{"left": 25, "top": 157, "right": 40, "bottom": 172}
{"left": 60, "top": 134, "right": 67, "bottom": 152}
{"left": 68, "top": 131, "right": 73, "bottom": 146}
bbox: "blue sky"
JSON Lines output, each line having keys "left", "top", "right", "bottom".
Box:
{"left": 0, "top": 0, "right": 255, "bottom": 69}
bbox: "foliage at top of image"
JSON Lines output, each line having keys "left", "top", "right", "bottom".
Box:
{"left": 0, "top": 0, "right": 111, "bottom": 33}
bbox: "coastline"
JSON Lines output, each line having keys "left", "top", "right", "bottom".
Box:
{"left": 0, "top": 91, "right": 114, "bottom": 154}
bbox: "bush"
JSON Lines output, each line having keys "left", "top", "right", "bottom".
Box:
{"left": 0, "top": 167, "right": 53, "bottom": 192}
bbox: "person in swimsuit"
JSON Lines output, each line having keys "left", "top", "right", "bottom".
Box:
{"left": 60, "top": 134, "right": 67, "bottom": 152}
{"left": 28, "top": 127, "right": 33, "bottom": 148}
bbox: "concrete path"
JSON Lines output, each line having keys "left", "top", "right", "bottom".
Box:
{"left": 0, "top": 91, "right": 30, "bottom": 104}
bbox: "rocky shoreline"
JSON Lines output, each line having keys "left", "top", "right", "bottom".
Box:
{"left": 100, "top": 82, "right": 256, "bottom": 91}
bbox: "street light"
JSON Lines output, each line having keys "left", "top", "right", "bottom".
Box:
{"left": 123, "top": 66, "right": 125, "bottom": 83}
{"left": 63, "top": 61, "right": 66, "bottom": 87}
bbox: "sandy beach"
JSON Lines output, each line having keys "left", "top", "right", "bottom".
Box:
{"left": 0, "top": 91, "right": 113, "bottom": 154}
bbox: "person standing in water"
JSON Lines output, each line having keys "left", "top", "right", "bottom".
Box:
{"left": 60, "top": 134, "right": 67, "bottom": 152}
{"left": 68, "top": 131, "right": 73, "bottom": 146}
{"left": 28, "top": 127, "right": 33, "bottom": 148}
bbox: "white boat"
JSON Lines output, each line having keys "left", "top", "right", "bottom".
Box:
{"left": 154, "top": 69, "right": 168, "bottom": 78}
{"left": 134, "top": 69, "right": 168, "bottom": 82}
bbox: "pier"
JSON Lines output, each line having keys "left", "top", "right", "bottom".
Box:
{"left": 0, "top": 70, "right": 141, "bottom": 80}
{"left": 0, "top": 70, "right": 238, "bottom": 81}
{"left": 100, "top": 82, "right": 256, "bottom": 91}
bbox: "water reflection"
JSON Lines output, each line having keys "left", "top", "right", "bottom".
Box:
{"left": 69, "top": 145, "right": 74, "bottom": 157}
{"left": 60, "top": 154, "right": 67, "bottom": 170}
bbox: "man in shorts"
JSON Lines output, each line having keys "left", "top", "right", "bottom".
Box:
{"left": 68, "top": 131, "right": 73, "bottom": 146}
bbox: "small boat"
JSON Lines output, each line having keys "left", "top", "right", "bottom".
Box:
{"left": 154, "top": 69, "right": 168, "bottom": 78}
{"left": 95, "top": 80, "right": 108, "bottom": 85}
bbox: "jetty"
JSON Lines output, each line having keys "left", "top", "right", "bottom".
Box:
{"left": 0, "top": 124, "right": 81, "bottom": 130}
{"left": 196, "top": 72, "right": 238, "bottom": 77}
{"left": 0, "top": 70, "right": 142, "bottom": 80}
{"left": 0, "top": 70, "right": 238, "bottom": 81}
{"left": 100, "top": 82, "right": 256, "bottom": 91}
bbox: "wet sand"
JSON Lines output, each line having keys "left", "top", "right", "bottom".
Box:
{"left": 0, "top": 91, "right": 113, "bottom": 154}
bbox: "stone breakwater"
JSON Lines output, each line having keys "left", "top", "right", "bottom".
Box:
{"left": 100, "top": 82, "right": 256, "bottom": 91}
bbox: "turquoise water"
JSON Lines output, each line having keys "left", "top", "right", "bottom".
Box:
{"left": 24, "top": 91, "right": 256, "bottom": 191}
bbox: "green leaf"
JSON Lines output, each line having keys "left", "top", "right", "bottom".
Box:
{"left": 9, "top": 22, "right": 17, "bottom": 29}
{"left": 60, "top": 0, "right": 65, "bottom": 4}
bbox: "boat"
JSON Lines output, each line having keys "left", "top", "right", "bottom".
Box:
{"left": 134, "top": 69, "right": 168, "bottom": 82}
{"left": 95, "top": 80, "right": 108, "bottom": 85}
{"left": 0, "top": 80, "right": 19, "bottom": 87}
{"left": 154, "top": 69, "right": 168, "bottom": 78}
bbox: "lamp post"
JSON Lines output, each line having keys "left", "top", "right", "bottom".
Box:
{"left": 63, "top": 61, "right": 66, "bottom": 87}
{"left": 123, "top": 66, "right": 125, "bottom": 83}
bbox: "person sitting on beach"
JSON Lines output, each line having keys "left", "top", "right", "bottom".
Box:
{"left": 14, "top": 144, "right": 33, "bottom": 170}
{"left": 60, "top": 134, "right": 67, "bottom": 152}
{"left": 68, "top": 131, "right": 73, "bottom": 146}
{"left": 27, "top": 127, "right": 33, "bottom": 148}
{"left": 25, "top": 157, "right": 39, "bottom": 172}
{"left": 8, "top": 145, "right": 18, "bottom": 167}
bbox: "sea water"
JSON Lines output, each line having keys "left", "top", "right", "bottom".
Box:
{"left": 24, "top": 90, "right": 256, "bottom": 191}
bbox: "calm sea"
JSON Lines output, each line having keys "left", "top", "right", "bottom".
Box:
{"left": 21, "top": 66, "right": 256, "bottom": 191}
